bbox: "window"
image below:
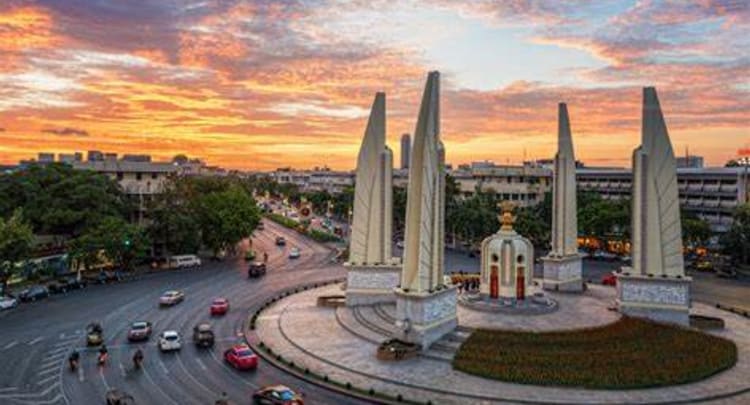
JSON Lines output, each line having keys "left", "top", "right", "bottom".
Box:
{"left": 151, "top": 173, "right": 158, "bottom": 179}
{"left": 116, "top": 172, "right": 123, "bottom": 181}
{"left": 491, "top": 253, "right": 499, "bottom": 262}
{"left": 517, "top": 254, "right": 524, "bottom": 264}
{"left": 136, "top": 173, "right": 142, "bottom": 181}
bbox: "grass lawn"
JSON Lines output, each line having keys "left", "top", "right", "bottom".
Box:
{"left": 453, "top": 317, "right": 737, "bottom": 389}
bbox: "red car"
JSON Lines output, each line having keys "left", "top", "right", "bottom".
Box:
{"left": 224, "top": 344, "right": 258, "bottom": 370}
{"left": 602, "top": 273, "right": 617, "bottom": 286}
{"left": 210, "top": 298, "right": 229, "bottom": 316}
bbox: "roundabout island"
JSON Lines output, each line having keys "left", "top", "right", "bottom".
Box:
{"left": 248, "top": 72, "right": 750, "bottom": 405}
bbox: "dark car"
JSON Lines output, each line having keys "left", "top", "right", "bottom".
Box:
{"left": 253, "top": 385, "right": 303, "bottom": 405}
{"left": 275, "top": 236, "right": 286, "bottom": 246}
{"left": 127, "top": 321, "right": 152, "bottom": 342}
{"left": 105, "top": 389, "right": 134, "bottom": 405}
{"left": 84, "top": 270, "right": 121, "bottom": 285}
{"left": 18, "top": 285, "right": 49, "bottom": 302}
{"left": 192, "top": 323, "right": 215, "bottom": 348}
{"left": 248, "top": 262, "right": 267, "bottom": 278}
{"left": 47, "top": 277, "right": 86, "bottom": 294}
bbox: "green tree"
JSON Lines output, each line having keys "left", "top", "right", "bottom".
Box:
{"left": 0, "top": 163, "right": 130, "bottom": 237}
{"left": 0, "top": 210, "right": 34, "bottom": 291}
{"left": 721, "top": 203, "right": 750, "bottom": 265}
{"left": 331, "top": 186, "right": 354, "bottom": 221}
{"left": 196, "top": 186, "right": 260, "bottom": 257}
{"left": 72, "top": 217, "right": 150, "bottom": 271}
{"left": 681, "top": 212, "right": 712, "bottom": 248}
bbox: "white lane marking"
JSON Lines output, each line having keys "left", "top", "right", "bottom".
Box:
{"left": 194, "top": 357, "right": 207, "bottom": 371}
{"left": 141, "top": 364, "right": 179, "bottom": 405}
{"left": 119, "top": 362, "right": 126, "bottom": 377}
{"left": 99, "top": 367, "right": 110, "bottom": 390}
{"left": 40, "top": 358, "right": 63, "bottom": 369}
{"left": 36, "top": 373, "right": 58, "bottom": 386}
{"left": 0, "top": 387, "right": 17, "bottom": 393}
{"left": 27, "top": 337, "right": 44, "bottom": 345}
{"left": 37, "top": 367, "right": 58, "bottom": 377}
{"left": 158, "top": 358, "right": 170, "bottom": 375}
{"left": 3, "top": 341, "right": 18, "bottom": 350}
{"left": 46, "top": 346, "right": 70, "bottom": 356}
{"left": 78, "top": 364, "right": 84, "bottom": 382}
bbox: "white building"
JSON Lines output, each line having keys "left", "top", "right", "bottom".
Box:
{"left": 270, "top": 167, "right": 354, "bottom": 194}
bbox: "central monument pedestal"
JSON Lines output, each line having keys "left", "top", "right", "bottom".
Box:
{"left": 345, "top": 262, "right": 401, "bottom": 306}
{"left": 393, "top": 286, "right": 457, "bottom": 349}
{"left": 542, "top": 254, "right": 584, "bottom": 292}
{"left": 616, "top": 272, "right": 691, "bottom": 326}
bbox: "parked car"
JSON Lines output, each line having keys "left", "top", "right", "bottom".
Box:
{"left": 127, "top": 321, "right": 153, "bottom": 342}
{"left": 159, "top": 290, "right": 185, "bottom": 306}
{"left": 593, "top": 250, "right": 618, "bottom": 261}
{"left": 158, "top": 331, "right": 182, "bottom": 352}
{"left": 695, "top": 260, "right": 714, "bottom": 272}
{"left": 18, "top": 285, "right": 49, "bottom": 302}
{"left": 717, "top": 269, "right": 738, "bottom": 279}
{"left": 577, "top": 250, "right": 591, "bottom": 259}
{"left": 619, "top": 255, "right": 632, "bottom": 265}
{"left": 0, "top": 294, "right": 18, "bottom": 310}
{"left": 84, "top": 270, "right": 121, "bottom": 284}
{"left": 168, "top": 254, "right": 202, "bottom": 269}
{"left": 248, "top": 262, "right": 267, "bottom": 278}
{"left": 192, "top": 323, "right": 215, "bottom": 348}
{"left": 47, "top": 277, "right": 86, "bottom": 294}
{"left": 257, "top": 222, "right": 265, "bottom": 231}
{"left": 602, "top": 273, "right": 617, "bottom": 286}
{"left": 288, "top": 247, "right": 301, "bottom": 259}
{"left": 252, "top": 385, "right": 303, "bottom": 405}
{"left": 275, "top": 237, "right": 286, "bottom": 246}
{"left": 224, "top": 344, "right": 259, "bottom": 370}
{"left": 86, "top": 322, "right": 104, "bottom": 346}
{"left": 210, "top": 298, "right": 229, "bottom": 316}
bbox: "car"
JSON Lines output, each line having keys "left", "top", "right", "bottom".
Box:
{"left": 248, "top": 262, "right": 267, "bottom": 278}
{"left": 0, "top": 294, "right": 18, "bottom": 310}
{"left": 86, "top": 322, "right": 104, "bottom": 346}
{"left": 252, "top": 385, "right": 303, "bottom": 405}
{"left": 257, "top": 222, "right": 265, "bottom": 231}
{"left": 275, "top": 236, "right": 286, "bottom": 246}
{"left": 159, "top": 290, "right": 185, "bottom": 306}
{"left": 602, "top": 273, "right": 617, "bottom": 286}
{"left": 210, "top": 298, "right": 229, "bottom": 316}
{"left": 577, "top": 250, "right": 591, "bottom": 259}
{"left": 127, "top": 321, "right": 153, "bottom": 342}
{"left": 158, "top": 331, "right": 182, "bottom": 352}
{"left": 84, "top": 270, "right": 121, "bottom": 285}
{"left": 47, "top": 277, "right": 87, "bottom": 294}
{"left": 192, "top": 323, "right": 215, "bottom": 348}
{"left": 593, "top": 250, "right": 618, "bottom": 261}
{"left": 717, "top": 269, "right": 738, "bottom": 279}
{"left": 288, "top": 247, "right": 300, "bottom": 259}
{"left": 245, "top": 250, "right": 257, "bottom": 261}
{"left": 167, "top": 254, "right": 202, "bottom": 269}
{"left": 105, "top": 388, "right": 135, "bottom": 405}
{"left": 18, "top": 285, "right": 49, "bottom": 302}
{"left": 695, "top": 260, "right": 714, "bottom": 272}
{"left": 224, "top": 344, "right": 259, "bottom": 370}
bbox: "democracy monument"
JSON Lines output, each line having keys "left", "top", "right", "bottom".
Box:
{"left": 251, "top": 72, "right": 748, "bottom": 404}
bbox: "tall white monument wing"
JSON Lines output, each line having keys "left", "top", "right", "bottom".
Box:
{"left": 350, "top": 92, "right": 391, "bottom": 264}
{"left": 402, "top": 71, "right": 442, "bottom": 292}
{"left": 551, "top": 103, "right": 578, "bottom": 257}
{"left": 632, "top": 87, "right": 684, "bottom": 277}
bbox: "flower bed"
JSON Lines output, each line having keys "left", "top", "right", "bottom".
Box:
{"left": 265, "top": 213, "right": 341, "bottom": 243}
{"left": 453, "top": 317, "right": 737, "bottom": 389}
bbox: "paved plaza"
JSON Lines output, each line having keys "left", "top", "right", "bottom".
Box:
{"left": 253, "top": 282, "right": 750, "bottom": 404}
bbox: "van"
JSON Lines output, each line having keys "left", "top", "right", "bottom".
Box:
{"left": 168, "top": 255, "right": 202, "bottom": 269}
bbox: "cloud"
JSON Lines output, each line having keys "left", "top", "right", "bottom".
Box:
{"left": 41, "top": 127, "right": 89, "bottom": 137}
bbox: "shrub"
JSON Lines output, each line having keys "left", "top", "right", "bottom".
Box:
{"left": 453, "top": 317, "right": 737, "bottom": 389}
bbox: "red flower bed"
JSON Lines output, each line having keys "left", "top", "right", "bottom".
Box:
{"left": 453, "top": 317, "right": 737, "bottom": 389}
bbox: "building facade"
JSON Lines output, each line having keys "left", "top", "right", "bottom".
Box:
{"left": 400, "top": 133, "right": 411, "bottom": 170}
{"left": 270, "top": 167, "right": 355, "bottom": 194}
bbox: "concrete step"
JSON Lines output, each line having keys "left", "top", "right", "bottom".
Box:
{"left": 354, "top": 306, "right": 397, "bottom": 336}
{"left": 334, "top": 307, "right": 382, "bottom": 344}
{"left": 421, "top": 349, "right": 454, "bottom": 362}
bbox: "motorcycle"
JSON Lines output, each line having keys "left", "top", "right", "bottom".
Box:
{"left": 132, "top": 351, "right": 143, "bottom": 370}
{"left": 98, "top": 352, "right": 108, "bottom": 366}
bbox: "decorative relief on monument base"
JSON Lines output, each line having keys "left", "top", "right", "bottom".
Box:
{"left": 542, "top": 254, "right": 583, "bottom": 292}
{"left": 393, "top": 286, "right": 458, "bottom": 349}
{"left": 345, "top": 263, "right": 401, "bottom": 306}
{"left": 616, "top": 274, "right": 691, "bottom": 326}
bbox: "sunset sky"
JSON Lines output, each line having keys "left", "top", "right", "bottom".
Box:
{"left": 0, "top": 0, "right": 748, "bottom": 170}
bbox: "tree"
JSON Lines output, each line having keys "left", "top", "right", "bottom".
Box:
{"left": 195, "top": 186, "right": 260, "bottom": 257}
{"left": 0, "top": 163, "right": 130, "bottom": 237}
{"left": 0, "top": 210, "right": 33, "bottom": 292}
{"left": 681, "top": 211, "right": 712, "bottom": 248}
{"left": 721, "top": 203, "right": 750, "bottom": 265}
{"left": 71, "top": 217, "right": 150, "bottom": 272}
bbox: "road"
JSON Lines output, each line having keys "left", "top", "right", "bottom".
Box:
{"left": 0, "top": 220, "right": 361, "bottom": 405}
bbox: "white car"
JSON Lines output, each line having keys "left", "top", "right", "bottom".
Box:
{"left": 159, "top": 290, "right": 185, "bottom": 306}
{"left": 0, "top": 295, "right": 18, "bottom": 310}
{"left": 168, "top": 255, "right": 202, "bottom": 269}
{"left": 158, "top": 331, "right": 182, "bottom": 352}
{"left": 289, "top": 247, "right": 301, "bottom": 259}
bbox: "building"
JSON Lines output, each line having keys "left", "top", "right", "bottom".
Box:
{"left": 270, "top": 167, "right": 355, "bottom": 194}
{"left": 121, "top": 154, "right": 152, "bottom": 162}
{"left": 58, "top": 152, "right": 83, "bottom": 164}
{"left": 676, "top": 154, "right": 704, "bottom": 169}
{"left": 38, "top": 153, "right": 55, "bottom": 163}
{"left": 577, "top": 167, "right": 750, "bottom": 233}
{"left": 87, "top": 150, "right": 104, "bottom": 161}
{"left": 449, "top": 162, "right": 552, "bottom": 207}
{"left": 400, "top": 133, "right": 411, "bottom": 169}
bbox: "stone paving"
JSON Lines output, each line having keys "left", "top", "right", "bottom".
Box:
{"left": 254, "top": 282, "right": 750, "bottom": 404}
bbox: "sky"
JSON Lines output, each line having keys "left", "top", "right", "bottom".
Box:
{"left": 0, "top": 0, "right": 748, "bottom": 170}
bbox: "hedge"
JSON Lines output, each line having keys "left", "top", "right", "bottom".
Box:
{"left": 265, "top": 213, "right": 341, "bottom": 243}
{"left": 453, "top": 317, "right": 737, "bottom": 389}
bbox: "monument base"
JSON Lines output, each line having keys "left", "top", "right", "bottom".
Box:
{"left": 616, "top": 272, "right": 691, "bottom": 326}
{"left": 393, "top": 286, "right": 457, "bottom": 349}
{"left": 542, "top": 254, "right": 583, "bottom": 292}
{"left": 344, "top": 263, "right": 401, "bottom": 306}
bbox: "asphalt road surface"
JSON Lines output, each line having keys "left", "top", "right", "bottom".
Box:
{"left": 0, "top": 220, "right": 361, "bottom": 405}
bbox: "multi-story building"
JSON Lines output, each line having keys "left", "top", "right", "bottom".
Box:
{"left": 38, "top": 152, "right": 55, "bottom": 163}
{"left": 58, "top": 152, "right": 83, "bottom": 163}
{"left": 400, "top": 133, "right": 411, "bottom": 169}
{"left": 449, "top": 162, "right": 552, "bottom": 207}
{"left": 270, "top": 167, "right": 354, "bottom": 194}
{"left": 87, "top": 150, "right": 104, "bottom": 161}
{"left": 676, "top": 154, "right": 704, "bottom": 168}
{"left": 577, "top": 167, "right": 749, "bottom": 232}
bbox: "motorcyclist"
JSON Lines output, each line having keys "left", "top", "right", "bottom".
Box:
{"left": 214, "top": 392, "right": 229, "bottom": 405}
{"left": 68, "top": 350, "right": 80, "bottom": 371}
{"left": 133, "top": 348, "right": 144, "bottom": 369}
{"left": 98, "top": 344, "right": 109, "bottom": 365}
{"left": 263, "top": 252, "right": 268, "bottom": 263}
